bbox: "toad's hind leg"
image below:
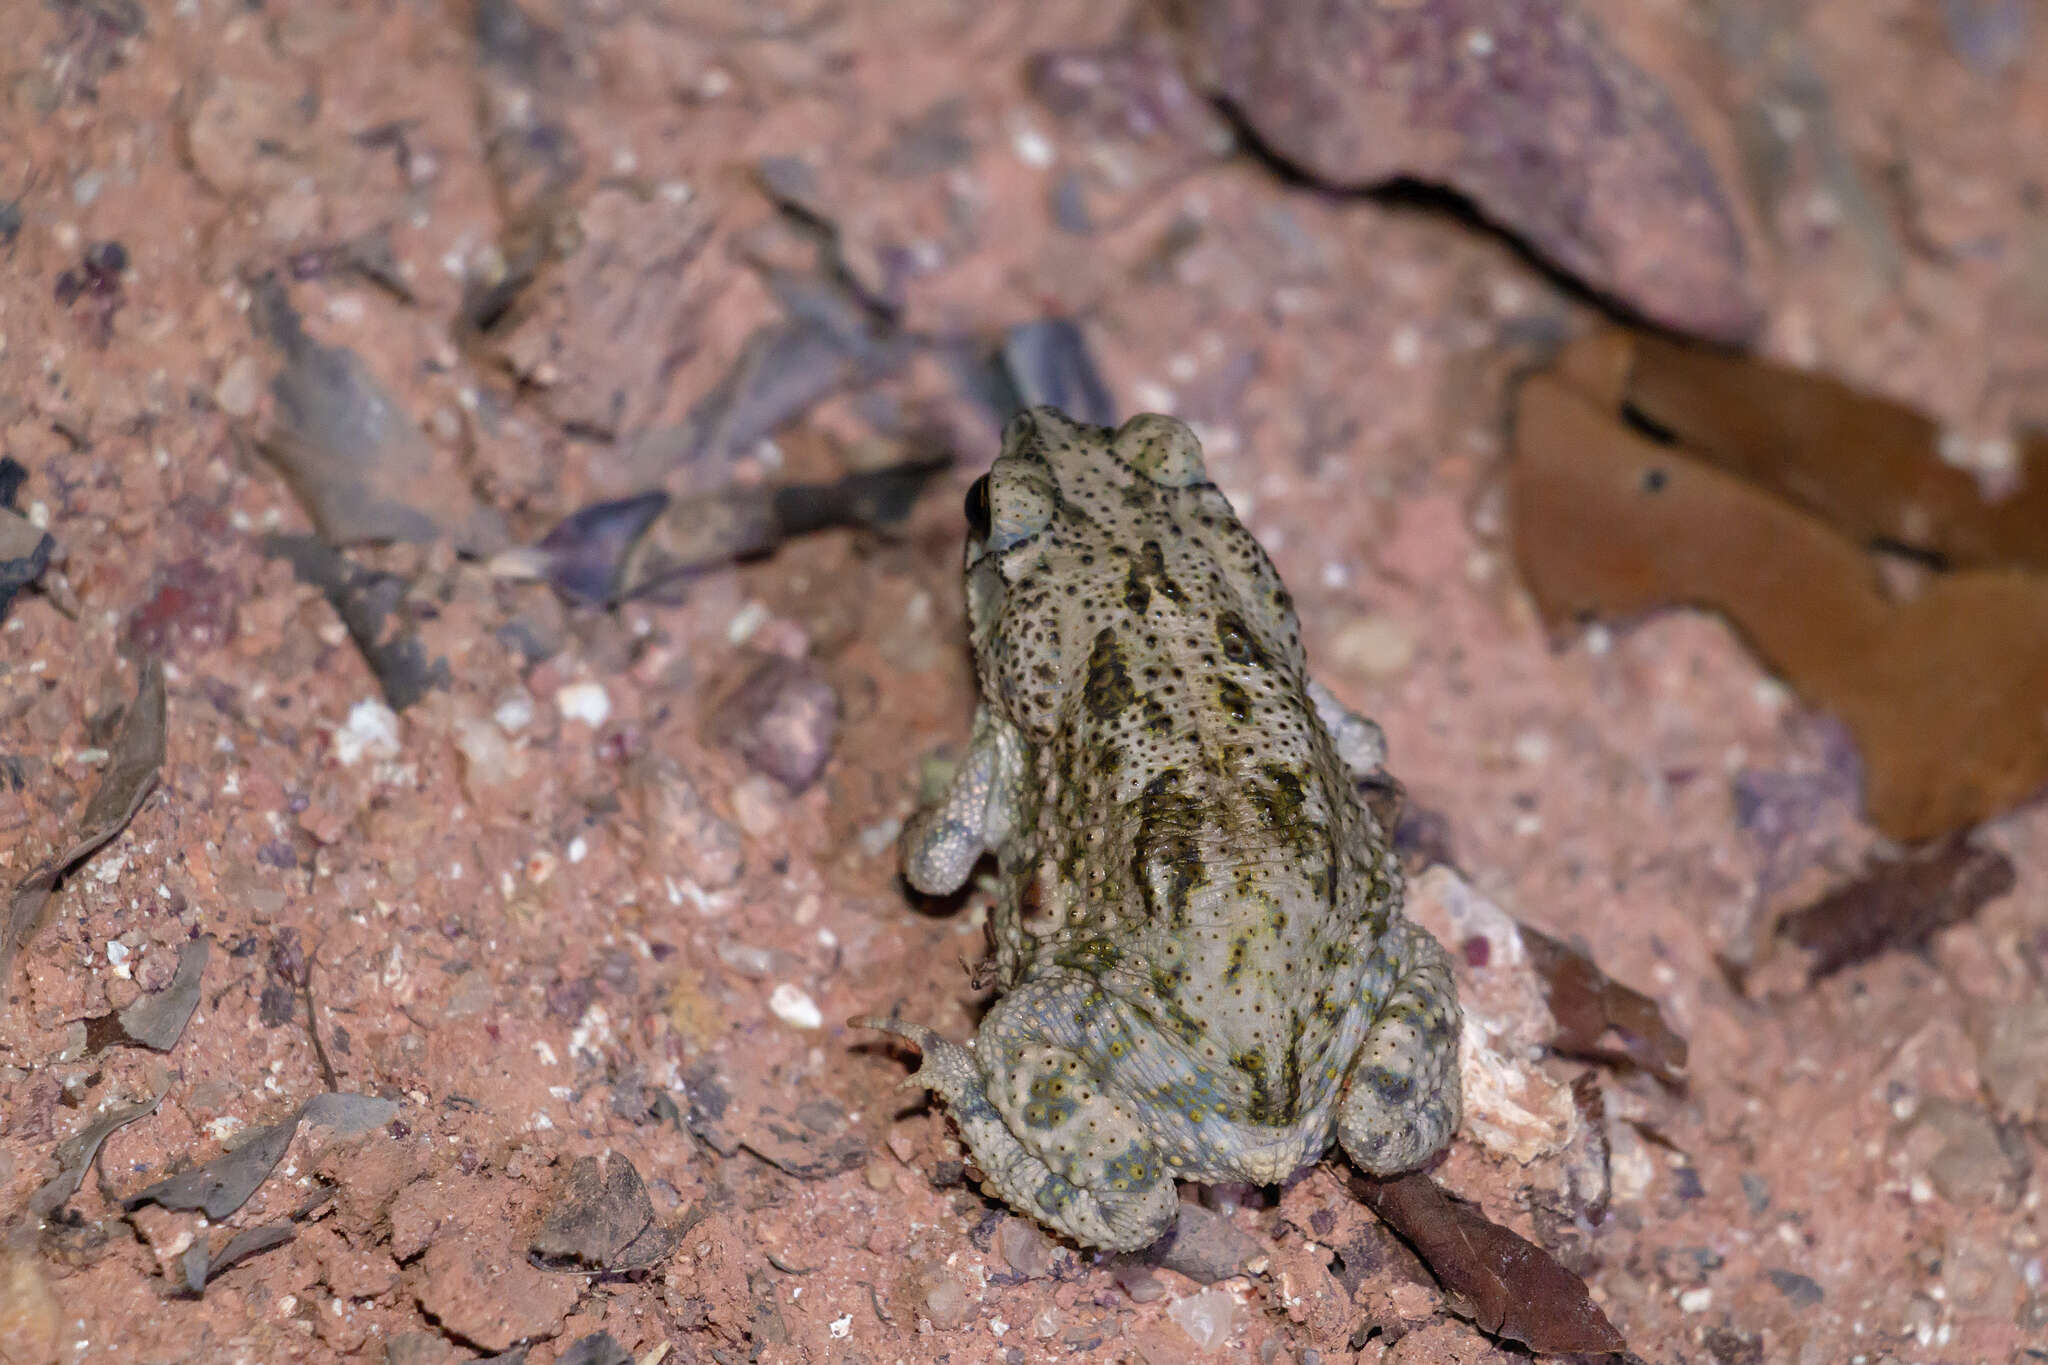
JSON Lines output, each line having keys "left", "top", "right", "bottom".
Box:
{"left": 1337, "top": 918, "right": 1463, "bottom": 1174}
{"left": 861, "top": 989, "right": 1177, "bottom": 1251}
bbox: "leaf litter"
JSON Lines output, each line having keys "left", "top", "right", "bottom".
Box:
{"left": 530, "top": 1153, "right": 682, "bottom": 1274}
{"left": 124, "top": 1092, "right": 398, "bottom": 1220}
{"left": 1510, "top": 328, "right": 2048, "bottom": 842}
{"left": 1520, "top": 924, "right": 1688, "bottom": 1085}
{"left": 500, "top": 458, "right": 946, "bottom": 606}
{"left": 3, "top": 658, "right": 167, "bottom": 990}
{"left": 82, "top": 935, "right": 209, "bottom": 1054}
{"left": 0, "top": 456, "right": 55, "bottom": 623}
{"left": 251, "top": 274, "right": 507, "bottom": 553}
{"left": 1775, "top": 836, "right": 2016, "bottom": 984}
{"left": 24, "top": 1088, "right": 168, "bottom": 1223}
{"left": 1352, "top": 1171, "right": 1628, "bottom": 1355}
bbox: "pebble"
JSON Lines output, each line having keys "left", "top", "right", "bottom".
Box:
{"left": 715, "top": 940, "right": 781, "bottom": 980}
{"left": 1975, "top": 995, "right": 2048, "bottom": 1124}
{"left": 730, "top": 775, "right": 784, "bottom": 838}
{"left": 767, "top": 983, "right": 822, "bottom": 1030}
{"left": 214, "top": 355, "right": 263, "bottom": 418}
{"left": 1166, "top": 1287, "right": 1240, "bottom": 1351}
{"left": 708, "top": 656, "right": 839, "bottom": 793}
{"left": 922, "top": 1276, "right": 973, "bottom": 1329}
{"left": 453, "top": 717, "right": 522, "bottom": 795}
{"left": 333, "top": 699, "right": 401, "bottom": 766}
{"left": 1115, "top": 1265, "right": 1167, "bottom": 1303}
{"left": 493, "top": 688, "right": 535, "bottom": 733}
{"left": 857, "top": 817, "right": 902, "bottom": 859}
{"left": 1152, "top": 1204, "right": 1261, "bottom": 1284}
{"left": 555, "top": 680, "right": 612, "bottom": 729}
{"left": 1901, "top": 1098, "right": 2028, "bottom": 1207}
{"left": 995, "top": 1217, "right": 1056, "bottom": 1279}
{"left": 636, "top": 760, "right": 745, "bottom": 891}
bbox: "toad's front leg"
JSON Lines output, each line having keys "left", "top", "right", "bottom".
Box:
{"left": 861, "top": 980, "right": 1178, "bottom": 1252}
{"left": 901, "top": 705, "right": 1026, "bottom": 895}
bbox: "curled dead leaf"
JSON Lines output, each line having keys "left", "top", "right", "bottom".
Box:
{"left": 1510, "top": 335, "right": 2048, "bottom": 841}
{"left": 1353, "top": 1171, "right": 1628, "bottom": 1354}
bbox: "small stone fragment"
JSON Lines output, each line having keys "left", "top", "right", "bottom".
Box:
{"left": 633, "top": 757, "right": 744, "bottom": 891}
{"left": 1150, "top": 1203, "right": 1262, "bottom": 1284}
{"left": 1166, "top": 1287, "right": 1241, "bottom": 1351}
{"left": 556, "top": 680, "right": 612, "bottom": 729}
{"left": 768, "top": 983, "right": 822, "bottom": 1030}
{"left": 1115, "top": 1265, "right": 1167, "bottom": 1303}
{"left": 1162, "top": 0, "right": 1759, "bottom": 340}
{"left": 1975, "top": 995, "right": 2048, "bottom": 1125}
{"left": 215, "top": 355, "right": 264, "bottom": 418}
{"left": 1765, "top": 1268, "right": 1823, "bottom": 1307}
{"left": 453, "top": 716, "right": 526, "bottom": 798}
{"left": 1331, "top": 613, "right": 1418, "bottom": 680}
{"left": 1897, "top": 1098, "right": 2030, "bottom": 1209}
{"left": 531, "top": 1153, "right": 678, "bottom": 1272}
{"left": 995, "top": 1217, "right": 1057, "bottom": 1279}
{"left": 0, "top": 1251, "right": 61, "bottom": 1364}
{"left": 707, "top": 656, "right": 840, "bottom": 793}
{"left": 921, "top": 1273, "right": 973, "bottom": 1329}
{"left": 333, "top": 699, "right": 402, "bottom": 766}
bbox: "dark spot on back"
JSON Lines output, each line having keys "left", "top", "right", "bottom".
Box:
{"left": 1082, "top": 628, "right": 1137, "bottom": 720}
{"left": 1215, "top": 610, "right": 1271, "bottom": 670}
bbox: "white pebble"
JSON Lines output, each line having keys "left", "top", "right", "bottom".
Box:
{"left": 333, "top": 699, "right": 402, "bottom": 766}
{"left": 493, "top": 688, "right": 535, "bottom": 733}
{"left": 768, "top": 983, "right": 823, "bottom": 1030}
{"left": 555, "top": 681, "right": 611, "bottom": 729}
{"left": 726, "top": 601, "right": 771, "bottom": 645}
{"left": 214, "top": 355, "right": 263, "bottom": 418}
{"left": 1511, "top": 728, "right": 1551, "bottom": 767}
{"left": 1009, "top": 116, "right": 1054, "bottom": 169}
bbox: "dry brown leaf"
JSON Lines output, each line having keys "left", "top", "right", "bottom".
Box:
{"left": 1777, "top": 837, "right": 2015, "bottom": 982}
{"left": 1520, "top": 923, "right": 1688, "bottom": 1085}
{"left": 1617, "top": 332, "right": 2048, "bottom": 573}
{"left": 1509, "top": 367, "right": 2048, "bottom": 842}
{"left": 1353, "top": 1172, "right": 1628, "bottom": 1354}
{"left": 3, "top": 659, "right": 167, "bottom": 989}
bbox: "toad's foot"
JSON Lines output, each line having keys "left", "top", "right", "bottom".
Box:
{"left": 858, "top": 1013, "right": 1177, "bottom": 1251}
{"left": 1337, "top": 918, "right": 1463, "bottom": 1174}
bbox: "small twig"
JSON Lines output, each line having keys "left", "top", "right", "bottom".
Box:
{"left": 303, "top": 962, "right": 340, "bottom": 1093}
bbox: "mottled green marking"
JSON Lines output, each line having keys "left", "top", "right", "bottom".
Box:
{"left": 1083, "top": 628, "right": 1137, "bottom": 719}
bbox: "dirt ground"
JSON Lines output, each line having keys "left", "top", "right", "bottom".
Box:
{"left": 2, "top": 2, "right": 2045, "bottom": 1363}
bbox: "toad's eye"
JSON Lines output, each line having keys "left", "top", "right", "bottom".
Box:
{"left": 964, "top": 474, "right": 992, "bottom": 538}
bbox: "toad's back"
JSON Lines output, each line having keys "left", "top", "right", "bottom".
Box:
{"left": 869, "top": 408, "right": 1460, "bottom": 1252}
{"left": 974, "top": 416, "right": 1401, "bottom": 1113}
